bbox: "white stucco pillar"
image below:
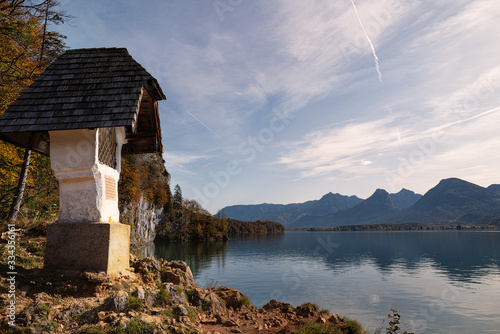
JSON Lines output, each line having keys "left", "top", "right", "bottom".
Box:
{"left": 49, "top": 127, "right": 126, "bottom": 223}
{"left": 45, "top": 127, "right": 130, "bottom": 274}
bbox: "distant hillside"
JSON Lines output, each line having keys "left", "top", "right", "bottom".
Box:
{"left": 290, "top": 189, "right": 399, "bottom": 228}
{"left": 488, "top": 184, "right": 500, "bottom": 194}
{"left": 227, "top": 219, "right": 284, "bottom": 235}
{"left": 379, "top": 178, "right": 500, "bottom": 225}
{"left": 390, "top": 188, "right": 422, "bottom": 209}
{"left": 220, "top": 178, "right": 499, "bottom": 229}
{"left": 218, "top": 193, "right": 363, "bottom": 225}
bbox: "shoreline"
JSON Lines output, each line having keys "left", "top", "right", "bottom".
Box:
{"left": 0, "top": 225, "right": 365, "bottom": 334}
{"left": 286, "top": 223, "right": 500, "bottom": 232}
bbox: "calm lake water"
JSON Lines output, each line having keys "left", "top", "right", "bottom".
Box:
{"left": 148, "top": 231, "right": 500, "bottom": 333}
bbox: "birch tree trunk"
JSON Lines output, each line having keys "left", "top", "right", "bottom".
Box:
{"left": 8, "top": 1, "right": 50, "bottom": 222}
{"left": 8, "top": 148, "right": 31, "bottom": 222}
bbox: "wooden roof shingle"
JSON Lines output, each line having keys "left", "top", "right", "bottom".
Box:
{"left": 0, "top": 47, "right": 166, "bottom": 155}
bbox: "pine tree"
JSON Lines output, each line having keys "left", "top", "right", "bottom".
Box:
{"left": 173, "top": 184, "right": 183, "bottom": 210}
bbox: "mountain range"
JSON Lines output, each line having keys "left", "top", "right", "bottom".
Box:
{"left": 218, "top": 178, "right": 500, "bottom": 228}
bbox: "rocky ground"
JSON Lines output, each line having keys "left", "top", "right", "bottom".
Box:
{"left": 0, "top": 225, "right": 365, "bottom": 334}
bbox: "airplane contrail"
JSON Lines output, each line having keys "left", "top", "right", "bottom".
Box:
{"left": 185, "top": 110, "right": 223, "bottom": 139}
{"left": 349, "top": 0, "right": 383, "bottom": 83}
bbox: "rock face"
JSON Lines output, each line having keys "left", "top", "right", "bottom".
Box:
{"left": 121, "top": 195, "right": 164, "bottom": 248}
{"left": 119, "top": 153, "right": 171, "bottom": 249}
{"left": 3, "top": 253, "right": 361, "bottom": 334}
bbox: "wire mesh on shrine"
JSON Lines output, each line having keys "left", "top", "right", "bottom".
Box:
{"left": 98, "top": 127, "right": 117, "bottom": 168}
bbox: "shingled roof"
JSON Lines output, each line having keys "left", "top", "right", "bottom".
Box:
{"left": 0, "top": 47, "right": 166, "bottom": 155}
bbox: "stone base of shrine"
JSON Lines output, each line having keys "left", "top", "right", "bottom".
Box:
{"left": 44, "top": 222, "right": 130, "bottom": 274}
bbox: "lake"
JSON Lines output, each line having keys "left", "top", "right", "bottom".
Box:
{"left": 148, "top": 231, "right": 500, "bottom": 333}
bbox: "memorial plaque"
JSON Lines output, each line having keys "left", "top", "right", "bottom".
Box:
{"left": 105, "top": 176, "right": 117, "bottom": 201}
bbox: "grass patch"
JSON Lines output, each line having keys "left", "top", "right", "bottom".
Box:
{"left": 162, "top": 309, "right": 174, "bottom": 318}
{"left": 109, "top": 317, "right": 156, "bottom": 334}
{"left": 174, "top": 286, "right": 184, "bottom": 295}
{"left": 201, "top": 299, "right": 214, "bottom": 311}
{"left": 300, "top": 302, "right": 319, "bottom": 310}
{"left": 340, "top": 317, "right": 364, "bottom": 334}
{"left": 36, "top": 320, "right": 59, "bottom": 332}
{"left": 296, "top": 317, "right": 364, "bottom": 334}
{"left": 295, "top": 322, "right": 344, "bottom": 334}
{"left": 187, "top": 306, "right": 198, "bottom": 322}
{"left": 154, "top": 282, "right": 171, "bottom": 306}
{"left": 184, "top": 288, "right": 195, "bottom": 303}
{"left": 77, "top": 324, "right": 105, "bottom": 334}
{"left": 239, "top": 295, "right": 251, "bottom": 307}
{"left": 36, "top": 303, "right": 51, "bottom": 315}
{"left": 126, "top": 294, "right": 143, "bottom": 311}
{"left": 28, "top": 271, "right": 76, "bottom": 294}
{"left": 24, "top": 241, "right": 45, "bottom": 256}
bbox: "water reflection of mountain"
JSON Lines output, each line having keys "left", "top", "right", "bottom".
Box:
{"left": 286, "top": 231, "right": 500, "bottom": 283}
{"left": 152, "top": 231, "right": 500, "bottom": 283}
{"left": 153, "top": 233, "right": 285, "bottom": 276}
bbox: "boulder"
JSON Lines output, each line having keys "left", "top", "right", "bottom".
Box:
{"left": 82, "top": 271, "right": 110, "bottom": 283}
{"left": 262, "top": 299, "right": 293, "bottom": 313}
{"left": 165, "top": 282, "right": 187, "bottom": 305}
{"left": 190, "top": 288, "right": 225, "bottom": 314}
{"left": 111, "top": 291, "right": 128, "bottom": 312}
{"left": 158, "top": 260, "right": 196, "bottom": 287}
{"left": 133, "top": 287, "right": 145, "bottom": 300}
{"left": 215, "top": 288, "right": 253, "bottom": 311}
{"left": 296, "top": 303, "right": 318, "bottom": 318}
{"left": 133, "top": 257, "right": 160, "bottom": 274}
{"left": 160, "top": 267, "right": 182, "bottom": 285}
{"left": 174, "top": 305, "right": 189, "bottom": 317}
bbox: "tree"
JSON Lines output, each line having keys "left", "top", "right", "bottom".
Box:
{"left": 0, "top": 0, "right": 68, "bottom": 221}
{"left": 173, "top": 184, "right": 182, "bottom": 210}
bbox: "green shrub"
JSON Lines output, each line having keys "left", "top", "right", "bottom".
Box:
{"left": 239, "top": 295, "right": 251, "bottom": 307}
{"left": 300, "top": 302, "right": 319, "bottom": 311}
{"left": 187, "top": 306, "right": 198, "bottom": 322}
{"left": 126, "top": 294, "right": 143, "bottom": 311}
{"left": 77, "top": 324, "right": 105, "bottom": 334}
{"left": 110, "top": 317, "right": 156, "bottom": 334}
{"left": 185, "top": 289, "right": 195, "bottom": 303}
{"left": 295, "top": 322, "right": 343, "bottom": 334}
{"left": 36, "top": 303, "right": 51, "bottom": 315}
{"left": 154, "top": 282, "right": 170, "bottom": 306}
{"left": 201, "top": 299, "right": 214, "bottom": 311}
{"left": 340, "top": 317, "right": 364, "bottom": 334}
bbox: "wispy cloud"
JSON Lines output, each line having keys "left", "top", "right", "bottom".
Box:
{"left": 429, "top": 65, "right": 500, "bottom": 118}
{"left": 274, "top": 117, "right": 400, "bottom": 178}
{"left": 275, "top": 101, "right": 500, "bottom": 180}
{"left": 163, "top": 152, "right": 212, "bottom": 174}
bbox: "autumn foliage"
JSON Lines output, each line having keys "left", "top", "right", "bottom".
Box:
{"left": 0, "top": 0, "right": 67, "bottom": 221}
{"left": 118, "top": 153, "right": 171, "bottom": 210}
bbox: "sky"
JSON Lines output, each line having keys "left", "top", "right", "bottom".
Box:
{"left": 55, "top": 0, "right": 500, "bottom": 213}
